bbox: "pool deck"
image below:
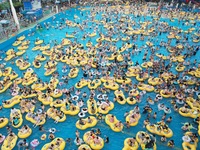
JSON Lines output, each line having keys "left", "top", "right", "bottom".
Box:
{"left": 0, "top": 12, "right": 56, "bottom": 44}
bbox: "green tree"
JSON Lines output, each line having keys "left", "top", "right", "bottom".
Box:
{"left": 0, "top": 0, "right": 23, "bottom": 10}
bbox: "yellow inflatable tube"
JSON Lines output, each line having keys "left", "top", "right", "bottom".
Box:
{"left": 116, "top": 77, "right": 131, "bottom": 84}
{"left": 146, "top": 41, "right": 153, "bottom": 47}
{"left": 136, "top": 131, "right": 156, "bottom": 150}
{"left": 76, "top": 116, "right": 98, "bottom": 130}
{"left": 105, "top": 114, "right": 123, "bottom": 132}
{"left": 125, "top": 112, "right": 141, "bottom": 126}
{"left": 22, "top": 76, "right": 38, "bottom": 86}
{"left": 176, "top": 65, "right": 185, "bottom": 72}
{"left": 137, "top": 83, "right": 146, "bottom": 91}
{"left": 83, "top": 131, "right": 104, "bottom": 150}
{"left": 129, "top": 89, "right": 139, "bottom": 97}
{"left": 22, "top": 93, "right": 37, "bottom": 99}
{"left": 98, "top": 102, "right": 114, "bottom": 114}
{"left": 19, "top": 63, "right": 31, "bottom": 70}
{"left": 42, "top": 138, "right": 66, "bottom": 150}
{"left": 31, "top": 82, "right": 48, "bottom": 91}
{"left": 18, "top": 126, "right": 32, "bottom": 138}
{"left": 1, "top": 133, "right": 18, "bottom": 150}
{"left": 10, "top": 109, "right": 23, "bottom": 128}
{"left": 87, "top": 99, "right": 98, "bottom": 115}
{"left": 16, "top": 50, "right": 26, "bottom": 56}
{"left": 182, "top": 142, "right": 196, "bottom": 150}
{"left": 38, "top": 94, "right": 53, "bottom": 105}
{"left": 160, "top": 90, "right": 171, "bottom": 98}
{"left": 25, "top": 113, "right": 46, "bottom": 125}
{"left": 61, "top": 104, "right": 80, "bottom": 115}
{"left": 47, "top": 108, "right": 66, "bottom": 122}
{"left": 103, "top": 82, "right": 119, "bottom": 90}
{"left": 4, "top": 54, "right": 15, "bottom": 61}
{"left": 17, "top": 35, "right": 25, "bottom": 41}
{"left": 75, "top": 79, "right": 89, "bottom": 88}
{"left": 146, "top": 124, "right": 173, "bottom": 138}
{"left": 123, "top": 138, "right": 139, "bottom": 150}
{"left": 35, "top": 40, "right": 43, "bottom": 45}
{"left": 145, "top": 85, "right": 155, "bottom": 92}
{"left": 0, "top": 117, "right": 9, "bottom": 128}
{"left": 13, "top": 41, "right": 21, "bottom": 46}
{"left": 50, "top": 99, "right": 65, "bottom": 108}
{"left": 78, "top": 144, "right": 91, "bottom": 150}
{"left": 50, "top": 90, "right": 63, "bottom": 98}
{"left": 2, "top": 67, "right": 12, "bottom": 76}
{"left": 126, "top": 97, "right": 137, "bottom": 105}
{"left": 179, "top": 107, "right": 200, "bottom": 118}
{"left": 17, "top": 45, "right": 29, "bottom": 50}
{"left": 89, "top": 32, "right": 96, "bottom": 37}
{"left": 3, "top": 95, "right": 22, "bottom": 108}
{"left": 0, "top": 81, "right": 12, "bottom": 93}
{"left": 44, "top": 67, "right": 57, "bottom": 76}
{"left": 148, "top": 77, "right": 163, "bottom": 86}
{"left": 88, "top": 79, "right": 101, "bottom": 90}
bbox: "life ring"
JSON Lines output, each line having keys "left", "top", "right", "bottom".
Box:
{"left": 62, "top": 69, "right": 67, "bottom": 73}
{"left": 59, "top": 82, "right": 63, "bottom": 86}
{"left": 196, "top": 91, "right": 200, "bottom": 97}
{"left": 182, "top": 135, "right": 191, "bottom": 143}
{"left": 12, "top": 90, "right": 18, "bottom": 96}
{"left": 158, "top": 103, "right": 166, "bottom": 111}
{"left": 176, "top": 99, "right": 184, "bottom": 105}
{"left": 78, "top": 112, "right": 85, "bottom": 118}
{"left": 30, "top": 139, "right": 39, "bottom": 148}
{"left": 148, "top": 100, "right": 154, "bottom": 105}
{"left": 75, "top": 91, "right": 81, "bottom": 95}
{"left": 81, "top": 108, "right": 88, "bottom": 113}
{"left": 97, "top": 94, "right": 103, "bottom": 100}
{"left": 90, "top": 93, "right": 95, "bottom": 97}
{"left": 103, "top": 94, "right": 108, "bottom": 100}
{"left": 139, "top": 90, "right": 146, "bottom": 96}
{"left": 154, "top": 97, "right": 160, "bottom": 102}
{"left": 27, "top": 68, "right": 33, "bottom": 72}
{"left": 186, "top": 89, "right": 193, "bottom": 94}
{"left": 183, "top": 76, "right": 190, "bottom": 81}
{"left": 54, "top": 89, "right": 59, "bottom": 95}
{"left": 72, "top": 95, "right": 79, "bottom": 101}
{"left": 49, "top": 128, "right": 56, "bottom": 133}
{"left": 121, "top": 84, "right": 125, "bottom": 88}
{"left": 164, "top": 107, "right": 171, "bottom": 114}
{"left": 37, "top": 109, "right": 43, "bottom": 114}
{"left": 156, "top": 94, "right": 163, "bottom": 100}
{"left": 77, "top": 101, "right": 84, "bottom": 107}
{"left": 41, "top": 134, "right": 46, "bottom": 140}
{"left": 0, "top": 135, "right": 5, "bottom": 144}
{"left": 17, "top": 140, "right": 24, "bottom": 147}
{"left": 74, "top": 137, "right": 83, "bottom": 146}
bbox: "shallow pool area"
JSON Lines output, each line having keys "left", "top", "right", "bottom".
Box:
{"left": 0, "top": 4, "right": 200, "bottom": 150}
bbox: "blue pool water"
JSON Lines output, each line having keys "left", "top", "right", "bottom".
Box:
{"left": 0, "top": 6, "right": 200, "bottom": 150}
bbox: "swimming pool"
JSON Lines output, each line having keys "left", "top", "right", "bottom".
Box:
{"left": 0, "top": 4, "right": 200, "bottom": 150}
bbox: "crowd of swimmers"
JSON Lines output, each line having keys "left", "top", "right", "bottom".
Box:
{"left": 0, "top": 1, "right": 200, "bottom": 150}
